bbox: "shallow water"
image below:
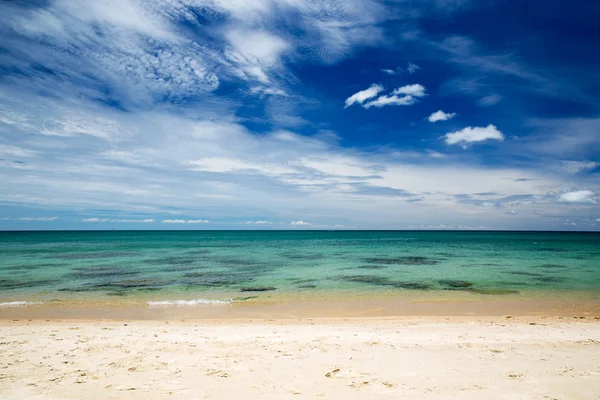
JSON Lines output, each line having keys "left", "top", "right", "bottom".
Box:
{"left": 0, "top": 231, "right": 599, "bottom": 307}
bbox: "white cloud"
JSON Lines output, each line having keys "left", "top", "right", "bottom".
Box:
{"left": 344, "top": 84, "right": 384, "bottom": 108}
{"left": 82, "top": 218, "right": 154, "bottom": 223}
{"left": 161, "top": 219, "right": 208, "bottom": 224}
{"left": 381, "top": 69, "right": 396, "bottom": 75}
{"left": 14, "top": 217, "right": 58, "bottom": 221}
{"left": 392, "top": 84, "right": 426, "bottom": 97}
{"left": 428, "top": 110, "right": 456, "bottom": 122}
{"left": 290, "top": 220, "right": 311, "bottom": 225}
{"left": 444, "top": 124, "right": 504, "bottom": 147}
{"left": 112, "top": 219, "right": 155, "bottom": 223}
{"left": 559, "top": 190, "right": 596, "bottom": 204}
{"left": 245, "top": 221, "right": 272, "bottom": 225}
{"left": 360, "top": 84, "right": 426, "bottom": 109}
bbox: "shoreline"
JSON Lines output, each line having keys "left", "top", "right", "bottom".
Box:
{"left": 2, "top": 293, "right": 600, "bottom": 320}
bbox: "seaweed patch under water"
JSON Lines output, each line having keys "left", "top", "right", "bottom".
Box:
{"left": 145, "top": 257, "right": 198, "bottom": 265}
{"left": 438, "top": 280, "right": 473, "bottom": 288}
{"left": 298, "top": 284, "right": 317, "bottom": 289}
{"left": 54, "top": 251, "right": 136, "bottom": 260}
{"left": 533, "top": 276, "right": 565, "bottom": 283}
{"left": 468, "top": 288, "right": 519, "bottom": 295}
{"left": 182, "top": 271, "right": 257, "bottom": 288}
{"left": 280, "top": 253, "right": 326, "bottom": 261}
{"left": 0, "top": 278, "right": 57, "bottom": 290}
{"left": 533, "top": 264, "right": 568, "bottom": 270}
{"left": 240, "top": 286, "right": 276, "bottom": 292}
{"left": 506, "top": 271, "right": 544, "bottom": 277}
{"left": 357, "top": 265, "right": 387, "bottom": 270}
{"left": 340, "top": 275, "right": 431, "bottom": 290}
{"left": 362, "top": 256, "right": 440, "bottom": 266}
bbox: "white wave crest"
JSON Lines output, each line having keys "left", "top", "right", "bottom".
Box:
{"left": 147, "top": 298, "right": 233, "bottom": 307}
{"left": 0, "top": 301, "right": 44, "bottom": 307}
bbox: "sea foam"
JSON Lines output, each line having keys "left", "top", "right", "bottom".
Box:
{"left": 147, "top": 298, "right": 233, "bottom": 307}
{"left": 0, "top": 301, "right": 44, "bottom": 307}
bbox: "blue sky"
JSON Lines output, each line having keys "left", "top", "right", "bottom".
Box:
{"left": 0, "top": 0, "right": 599, "bottom": 230}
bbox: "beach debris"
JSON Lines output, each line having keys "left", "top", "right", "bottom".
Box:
{"left": 325, "top": 368, "right": 340, "bottom": 378}
{"left": 240, "top": 286, "right": 276, "bottom": 292}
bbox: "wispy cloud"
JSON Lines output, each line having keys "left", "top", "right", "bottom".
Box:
{"left": 162, "top": 219, "right": 209, "bottom": 224}
{"left": 7, "top": 217, "right": 58, "bottom": 221}
{"left": 82, "top": 218, "right": 154, "bottom": 223}
{"left": 344, "top": 84, "right": 384, "bottom": 108}
{"left": 290, "top": 221, "right": 311, "bottom": 226}
{"left": 381, "top": 62, "right": 420, "bottom": 75}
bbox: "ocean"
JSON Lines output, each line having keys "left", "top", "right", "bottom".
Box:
{"left": 1, "top": 231, "right": 599, "bottom": 313}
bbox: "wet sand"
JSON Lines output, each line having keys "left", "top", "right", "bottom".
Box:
{"left": 2, "top": 291, "right": 600, "bottom": 320}
{"left": 1, "top": 317, "right": 599, "bottom": 399}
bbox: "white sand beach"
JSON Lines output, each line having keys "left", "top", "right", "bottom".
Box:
{"left": 1, "top": 317, "right": 599, "bottom": 399}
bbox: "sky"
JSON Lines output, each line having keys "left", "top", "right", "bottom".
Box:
{"left": 0, "top": 0, "right": 599, "bottom": 231}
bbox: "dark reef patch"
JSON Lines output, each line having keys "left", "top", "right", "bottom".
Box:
{"left": 240, "top": 286, "right": 276, "bottom": 292}
{"left": 68, "top": 267, "right": 140, "bottom": 279}
{"left": 340, "top": 275, "right": 431, "bottom": 290}
{"left": 54, "top": 251, "right": 136, "bottom": 260}
{"left": 532, "top": 264, "right": 568, "bottom": 270}
{"left": 280, "top": 253, "right": 326, "bottom": 261}
{"left": 162, "top": 264, "right": 204, "bottom": 273}
{"left": 182, "top": 271, "right": 256, "bottom": 287}
{"left": 145, "top": 257, "right": 197, "bottom": 265}
{"left": 533, "top": 276, "right": 565, "bottom": 283}
{"left": 0, "top": 278, "right": 57, "bottom": 290}
{"left": 3, "top": 263, "right": 66, "bottom": 271}
{"left": 461, "top": 263, "right": 502, "bottom": 268}
{"left": 438, "top": 280, "right": 473, "bottom": 288}
{"left": 362, "top": 256, "right": 440, "bottom": 266}
{"left": 288, "top": 278, "right": 318, "bottom": 284}
{"left": 533, "top": 247, "right": 568, "bottom": 253}
{"left": 297, "top": 284, "right": 317, "bottom": 289}
{"left": 506, "top": 271, "right": 544, "bottom": 277}
{"left": 469, "top": 288, "right": 519, "bottom": 295}
{"left": 357, "top": 265, "right": 387, "bottom": 270}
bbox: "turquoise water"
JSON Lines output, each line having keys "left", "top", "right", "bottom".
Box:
{"left": 1, "top": 231, "right": 599, "bottom": 304}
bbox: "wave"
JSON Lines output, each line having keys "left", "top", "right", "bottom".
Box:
{"left": 0, "top": 301, "right": 44, "bottom": 307}
{"left": 147, "top": 298, "right": 233, "bottom": 307}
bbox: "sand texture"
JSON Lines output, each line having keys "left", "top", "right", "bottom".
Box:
{"left": 1, "top": 317, "right": 600, "bottom": 399}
